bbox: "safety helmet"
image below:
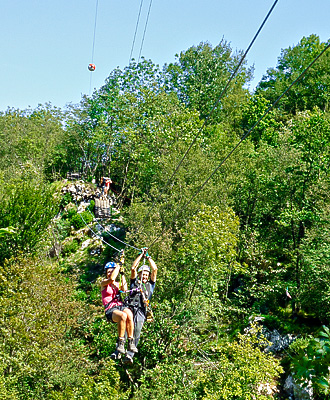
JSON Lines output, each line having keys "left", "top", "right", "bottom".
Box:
{"left": 138, "top": 264, "right": 150, "bottom": 274}
{"left": 88, "top": 63, "right": 96, "bottom": 71}
{"left": 104, "top": 261, "right": 116, "bottom": 271}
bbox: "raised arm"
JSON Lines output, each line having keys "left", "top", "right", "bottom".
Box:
{"left": 119, "top": 268, "right": 128, "bottom": 291}
{"left": 147, "top": 255, "right": 158, "bottom": 283}
{"left": 131, "top": 250, "right": 145, "bottom": 280}
{"left": 100, "top": 263, "right": 120, "bottom": 289}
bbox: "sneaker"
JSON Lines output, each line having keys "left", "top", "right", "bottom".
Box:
{"left": 116, "top": 337, "right": 126, "bottom": 354}
{"left": 127, "top": 337, "right": 138, "bottom": 353}
{"left": 123, "top": 354, "right": 133, "bottom": 365}
{"left": 110, "top": 350, "right": 121, "bottom": 360}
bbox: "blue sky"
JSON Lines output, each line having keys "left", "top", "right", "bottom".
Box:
{"left": 1, "top": 0, "right": 329, "bottom": 112}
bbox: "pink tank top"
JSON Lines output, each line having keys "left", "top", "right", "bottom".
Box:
{"left": 101, "top": 281, "right": 123, "bottom": 311}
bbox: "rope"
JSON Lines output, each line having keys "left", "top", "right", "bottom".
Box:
{"left": 89, "top": 0, "right": 99, "bottom": 95}
{"left": 73, "top": 197, "right": 121, "bottom": 252}
{"left": 135, "top": 0, "right": 279, "bottom": 232}
{"left": 129, "top": 0, "right": 144, "bottom": 64}
{"left": 147, "top": 41, "right": 330, "bottom": 249}
{"left": 85, "top": 201, "right": 140, "bottom": 250}
{"left": 137, "top": 0, "right": 153, "bottom": 63}
{"left": 91, "top": 0, "right": 99, "bottom": 65}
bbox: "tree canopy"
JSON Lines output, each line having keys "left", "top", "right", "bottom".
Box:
{"left": 1, "top": 35, "right": 330, "bottom": 399}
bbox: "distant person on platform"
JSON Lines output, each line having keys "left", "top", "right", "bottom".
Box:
{"left": 100, "top": 261, "right": 138, "bottom": 355}
{"left": 104, "top": 177, "right": 112, "bottom": 196}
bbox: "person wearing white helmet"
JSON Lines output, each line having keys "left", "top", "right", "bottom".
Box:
{"left": 123, "top": 248, "right": 158, "bottom": 364}
{"left": 100, "top": 261, "right": 138, "bottom": 355}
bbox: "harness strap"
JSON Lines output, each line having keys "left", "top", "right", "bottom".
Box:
{"left": 104, "top": 293, "right": 122, "bottom": 309}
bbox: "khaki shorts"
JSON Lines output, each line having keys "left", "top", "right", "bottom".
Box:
{"left": 105, "top": 305, "right": 127, "bottom": 323}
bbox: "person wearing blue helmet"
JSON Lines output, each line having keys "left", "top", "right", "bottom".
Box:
{"left": 100, "top": 260, "right": 138, "bottom": 355}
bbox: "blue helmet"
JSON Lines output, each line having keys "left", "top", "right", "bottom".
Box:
{"left": 104, "top": 261, "right": 117, "bottom": 271}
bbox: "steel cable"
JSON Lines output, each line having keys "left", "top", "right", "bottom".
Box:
{"left": 147, "top": 41, "right": 330, "bottom": 249}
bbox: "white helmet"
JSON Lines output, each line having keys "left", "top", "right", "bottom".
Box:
{"left": 138, "top": 265, "right": 150, "bottom": 274}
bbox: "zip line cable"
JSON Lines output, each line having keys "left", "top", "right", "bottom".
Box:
{"left": 85, "top": 203, "right": 140, "bottom": 250}
{"left": 129, "top": 0, "right": 144, "bottom": 64}
{"left": 137, "top": 0, "right": 153, "bottom": 63}
{"left": 74, "top": 199, "right": 121, "bottom": 252}
{"left": 135, "top": 0, "right": 279, "bottom": 233}
{"left": 89, "top": 0, "right": 99, "bottom": 95}
{"left": 147, "top": 41, "right": 330, "bottom": 249}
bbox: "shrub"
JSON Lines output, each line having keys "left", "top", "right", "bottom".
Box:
{"left": 56, "top": 219, "right": 72, "bottom": 240}
{"left": 62, "top": 239, "right": 79, "bottom": 255}
{"left": 60, "top": 192, "right": 72, "bottom": 208}
{"left": 87, "top": 200, "right": 95, "bottom": 213}
{"left": 71, "top": 211, "right": 93, "bottom": 230}
{"left": 290, "top": 326, "right": 330, "bottom": 398}
{"left": 134, "top": 325, "right": 283, "bottom": 400}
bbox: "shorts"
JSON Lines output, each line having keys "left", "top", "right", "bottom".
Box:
{"left": 105, "top": 305, "right": 127, "bottom": 323}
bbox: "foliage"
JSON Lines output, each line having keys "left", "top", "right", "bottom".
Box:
{"left": 299, "top": 222, "right": 330, "bottom": 321}
{"left": 0, "top": 105, "right": 70, "bottom": 180}
{"left": 174, "top": 205, "right": 241, "bottom": 299}
{"left": 70, "top": 210, "right": 94, "bottom": 230}
{"left": 134, "top": 325, "right": 282, "bottom": 400}
{"left": 0, "top": 168, "right": 59, "bottom": 264}
{"left": 0, "top": 226, "right": 16, "bottom": 238}
{"left": 1, "top": 32, "right": 330, "bottom": 399}
{"left": 55, "top": 218, "right": 72, "bottom": 240}
{"left": 87, "top": 199, "right": 95, "bottom": 213}
{"left": 257, "top": 35, "right": 330, "bottom": 113}
{"left": 290, "top": 326, "right": 330, "bottom": 397}
{"left": 165, "top": 41, "right": 252, "bottom": 125}
{"left": 0, "top": 257, "right": 86, "bottom": 398}
{"left": 62, "top": 238, "right": 80, "bottom": 255}
{"left": 60, "top": 192, "right": 73, "bottom": 208}
{"left": 240, "top": 93, "right": 281, "bottom": 146}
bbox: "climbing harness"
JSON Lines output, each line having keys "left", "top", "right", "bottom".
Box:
{"left": 123, "top": 251, "right": 154, "bottom": 322}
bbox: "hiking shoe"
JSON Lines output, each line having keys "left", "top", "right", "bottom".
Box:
{"left": 116, "top": 337, "right": 126, "bottom": 354}
{"left": 110, "top": 351, "right": 121, "bottom": 360}
{"left": 127, "top": 337, "right": 138, "bottom": 353}
{"left": 123, "top": 354, "right": 133, "bottom": 365}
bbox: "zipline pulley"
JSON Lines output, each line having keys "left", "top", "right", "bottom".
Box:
{"left": 88, "top": 63, "right": 96, "bottom": 71}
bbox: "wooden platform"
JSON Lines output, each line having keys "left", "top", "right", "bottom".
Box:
{"left": 94, "top": 198, "right": 111, "bottom": 218}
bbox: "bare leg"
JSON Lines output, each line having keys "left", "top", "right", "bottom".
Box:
{"left": 112, "top": 310, "right": 127, "bottom": 337}
{"left": 123, "top": 308, "right": 134, "bottom": 337}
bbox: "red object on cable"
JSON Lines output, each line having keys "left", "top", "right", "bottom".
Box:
{"left": 88, "top": 63, "right": 96, "bottom": 71}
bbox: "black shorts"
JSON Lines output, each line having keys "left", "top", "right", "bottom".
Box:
{"left": 105, "top": 305, "right": 127, "bottom": 323}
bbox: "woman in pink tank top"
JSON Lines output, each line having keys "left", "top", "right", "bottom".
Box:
{"left": 100, "top": 261, "right": 138, "bottom": 355}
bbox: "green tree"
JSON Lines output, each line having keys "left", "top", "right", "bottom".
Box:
{"left": 299, "top": 222, "right": 330, "bottom": 322}
{"left": 257, "top": 35, "right": 330, "bottom": 114}
{"left": 165, "top": 41, "right": 252, "bottom": 125}
{"left": 240, "top": 93, "right": 282, "bottom": 146}
{"left": 174, "top": 205, "right": 240, "bottom": 300}
{"left": 0, "top": 169, "right": 58, "bottom": 264}
{"left": 72, "top": 62, "right": 204, "bottom": 204}
{"left": 0, "top": 105, "right": 68, "bottom": 180}
{"left": 229, "top": 109, "right": 330, "bottom": 314}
